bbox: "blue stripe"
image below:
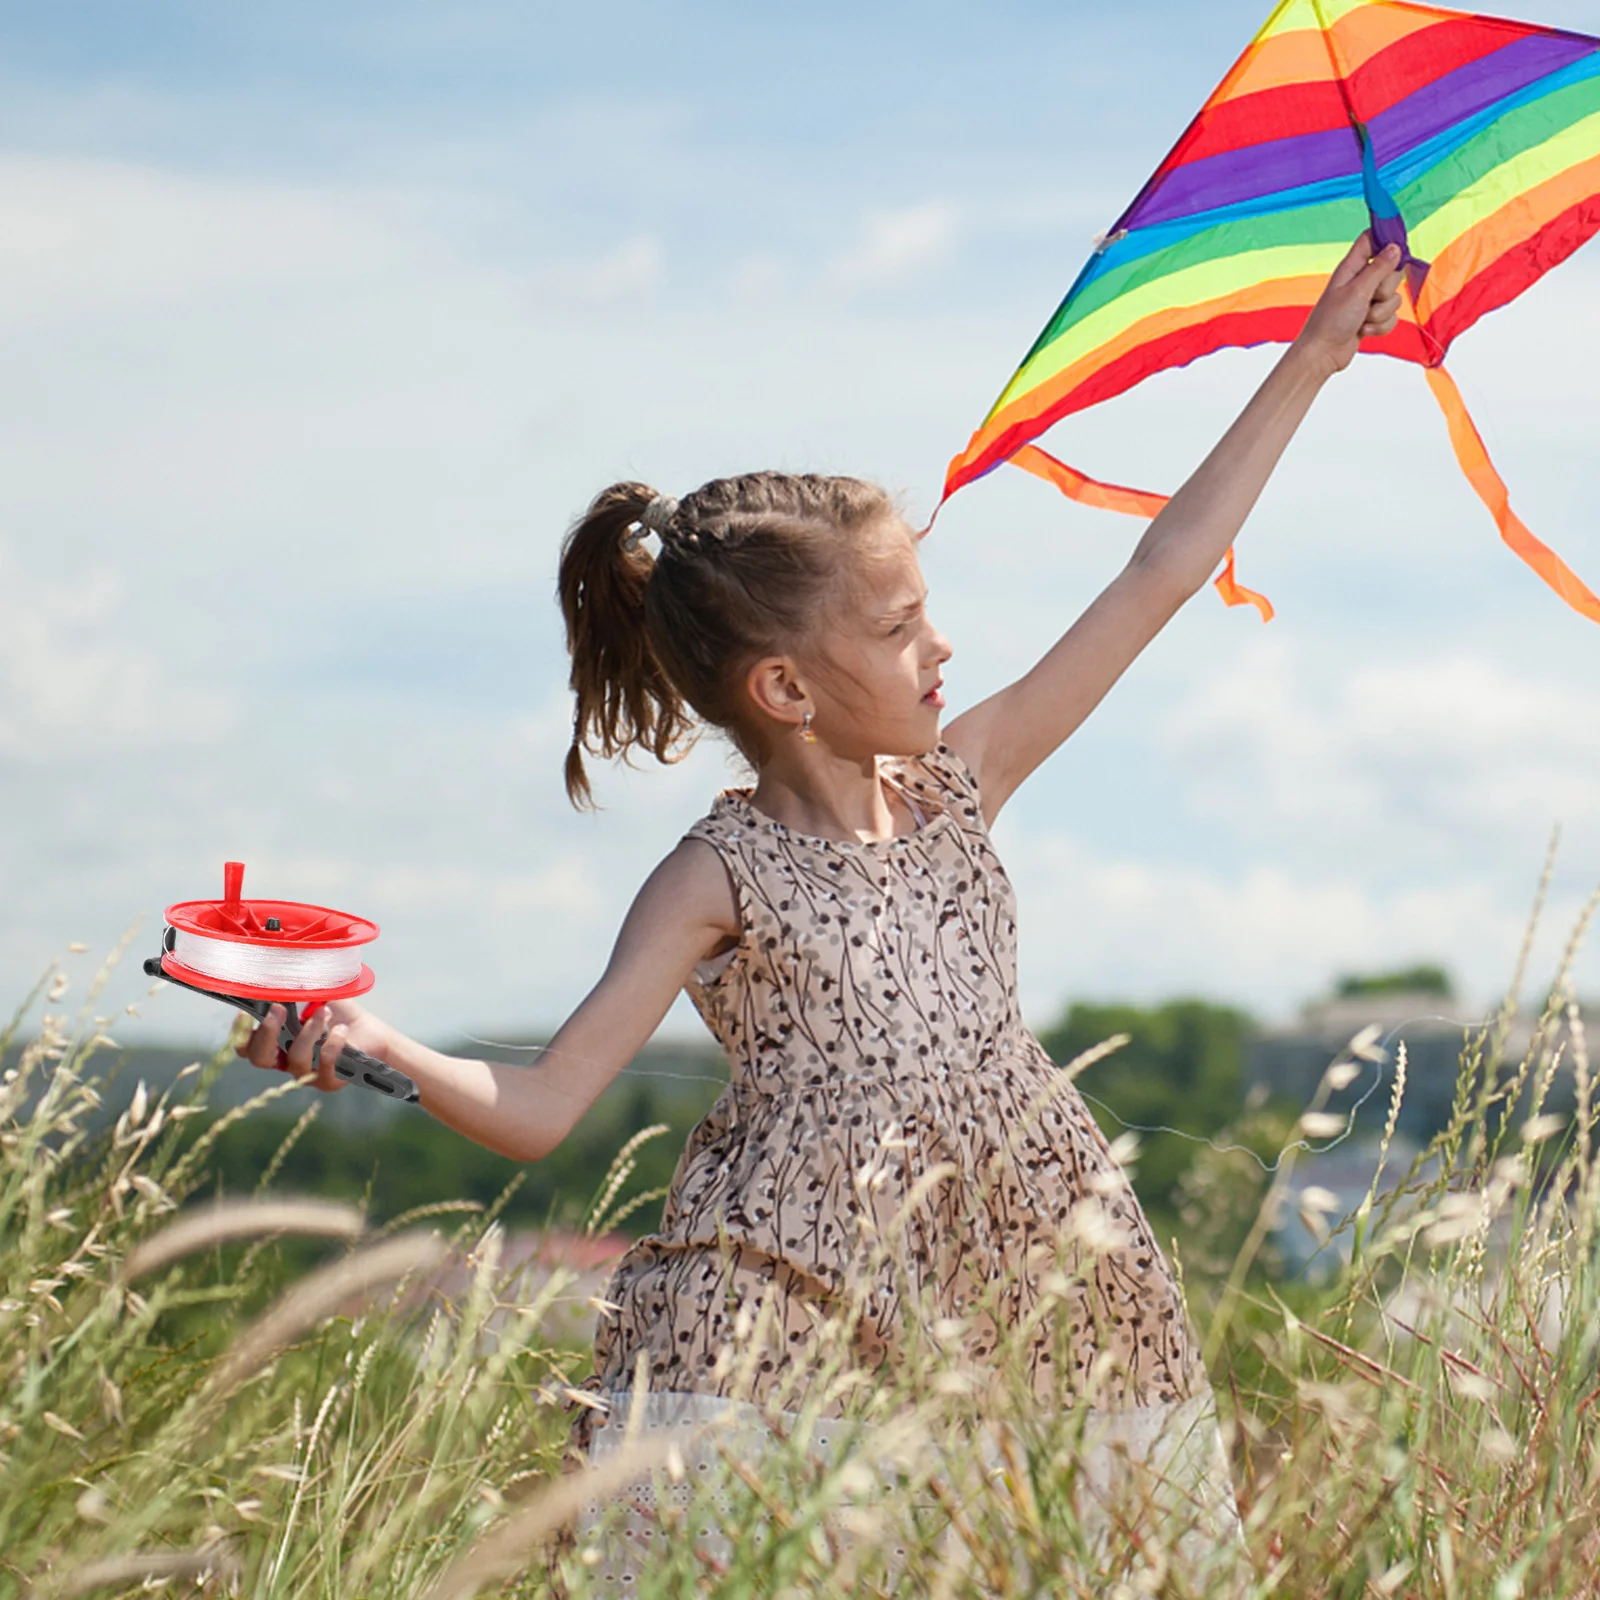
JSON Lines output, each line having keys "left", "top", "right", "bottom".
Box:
{"left": 1378, "top": 49, "right": 1600, "bottom": 195}
{"left": 1075, "top": 174, "right": 1364, "bottom": 295}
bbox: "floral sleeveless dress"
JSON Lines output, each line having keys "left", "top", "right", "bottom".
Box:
{"left": 578, "top": 744, "right": 1237, "bottom": 1577}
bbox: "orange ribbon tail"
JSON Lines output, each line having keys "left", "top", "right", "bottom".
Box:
{"left": 1213, "top": 543, "right": 1275, "bottom": 622}
{"left": 1423, "top": 365, "right": 1600, "bottom": 625}
{"left": 1010, "top": 443, "right": 1172, "bottom": 518}
{"left": 1009, "top": 443, "right": 1273, "bottom": 622}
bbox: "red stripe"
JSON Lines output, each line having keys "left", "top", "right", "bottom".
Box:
{"left": 1424, "top": 194, "right": 1600, "bottom": 352}
{"left": 946, "top": 306, "right": 1306, "bottom": 495}
{"left": 1349, "top": 17, "right": 1538, "bottom": 122}
{"left": 1152, "top": 80, "right": 1350, "bottom": 173}
{"left": 944, "top": 310, "right": 1433, "bottom": 499}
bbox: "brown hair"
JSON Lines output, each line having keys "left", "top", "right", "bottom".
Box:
{"left": 556, "top": 471, "right": 893, "bottom": 807}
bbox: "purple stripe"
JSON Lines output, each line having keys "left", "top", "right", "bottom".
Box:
{"left": 1130, "top": 125, "right": 1362, "bottom": 228}
{"left": 1367, "top": 33, "right": 1596, "bottom": 164}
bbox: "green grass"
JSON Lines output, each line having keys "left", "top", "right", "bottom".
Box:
{"left": 5, "top": 897, "right": 1600, "bottom": 1598}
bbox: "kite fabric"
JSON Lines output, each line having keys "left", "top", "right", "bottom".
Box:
{"left": 944, "top": 0, "right": 1600, "bottom": 623}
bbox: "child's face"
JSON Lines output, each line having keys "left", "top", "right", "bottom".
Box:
{"left": 806, "top": 521, "right": 953, "bottom": 757}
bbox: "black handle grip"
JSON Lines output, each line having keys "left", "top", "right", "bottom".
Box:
{"left": 279, "top": 1023, "right": 421, "bottom": 1103}
{"left": 143, "top": 954, "right": 421, "bottom": 1103}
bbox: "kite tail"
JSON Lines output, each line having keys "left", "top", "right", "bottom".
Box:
{"left": 1009, "top": 443, "right": 1274, "bottom": 622}
{"left": 1423, "top": 366, "right": 1600, "bottom": 626}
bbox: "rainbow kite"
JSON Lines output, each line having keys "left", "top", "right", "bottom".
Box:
{"left": 944, "top": 0, "right": 1600, "bottom": 622}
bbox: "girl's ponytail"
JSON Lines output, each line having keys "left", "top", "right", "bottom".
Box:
{"left": 557, "top": 481, "right": 693, "bottom": 808}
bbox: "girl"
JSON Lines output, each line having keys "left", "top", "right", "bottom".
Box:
{"left": 242, "top": 236, "right": 1404, "bottom": 1569}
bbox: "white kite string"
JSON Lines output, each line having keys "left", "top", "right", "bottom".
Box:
{"left": 451, "top": 1032, "right": 731, "bottom": 1088}
{"left": 172, "top": 928, "right": 364, "bottom": 993}
{"left": 1077, "top": 1011, "right": 1498, "bottom": 1174}
{"left": 453, "top": 1013, "right": 1499, "bottom": 1173}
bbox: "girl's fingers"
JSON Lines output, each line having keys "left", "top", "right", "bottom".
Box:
{"left": 1328, "top": 230, "right": 1375, "bottom": 289}
{"left": 242, "top": 1005, "right": 288, "bottom": 1070}
{"left": 315, "top": 1025, "right": 348, "bottom": 1093}
{"left": 285, "top": 1008, "right": 329, "bottom": 1079}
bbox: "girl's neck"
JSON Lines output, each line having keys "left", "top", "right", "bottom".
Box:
{"left": 746, "top": 748, "right": 918, "bottom": 845}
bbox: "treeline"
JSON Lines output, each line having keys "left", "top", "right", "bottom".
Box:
{"left": 167, "top": 1001, "right": 1264, "bottom": 1238}
{"left": 191, "top": 1065, "right": 724, "bottom": 1237}
{"left": 82, "top": 965, "right": 1446, "bottom": 1236}
{"left": 1039, "top": 999, "right": 1258, "bottom": 1220}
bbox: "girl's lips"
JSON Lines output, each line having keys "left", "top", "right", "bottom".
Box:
{"left": 923, "top": 683, "right": 945, "bottom": 709}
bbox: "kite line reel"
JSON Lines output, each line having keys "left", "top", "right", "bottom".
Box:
{"left": 144, "top": 862, "right": 419, "bottom": 1103}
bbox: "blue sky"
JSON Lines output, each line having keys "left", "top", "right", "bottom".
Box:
{"left": 2, "top": 0, "right": 1598, "bottom": 1047}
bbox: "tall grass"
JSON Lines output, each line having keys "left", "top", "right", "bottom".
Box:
{"left": 4, "top": 899, "right": 1600, "bottom": 1598}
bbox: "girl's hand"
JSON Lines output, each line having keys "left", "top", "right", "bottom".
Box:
{"left": 1294, "top": 232, "right": 1406, "bottom": 377}
{"left": 236, "top": 998, "right": 393, "bottom": 1094}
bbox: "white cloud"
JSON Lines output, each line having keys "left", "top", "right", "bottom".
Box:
{"left": 1002, "top": 821, "right": 1530, "bottom": 1024}
{"left": 827, "top": 201, "right": 958, "bottom": 293}
{"left": 1164, "top": 639, "right": 1600, "bottom": 860}
{"left": 0, "top": 154, "right": 393, "bottom": 329}
{"left": 542, "top": 234, "right": 663, "bottom": 305}
{"left": 0, "top": 541, "right": 233, "bottom": 761}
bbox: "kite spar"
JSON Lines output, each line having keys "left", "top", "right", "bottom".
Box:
{"left": 944, "top": 0, "right": 1600, "bottom": 622}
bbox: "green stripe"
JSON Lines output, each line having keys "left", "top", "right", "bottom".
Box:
{"left": 1410, "top": 104, "right": 1600, "bottom": 258}
{"left": 996, "top": 237, "right": 1349, "bottom": 408}
{"left": 1399, "top": 72, "right": 1600, "bottom": 229}
{"left": 1042, "top": 198, "right": 1366, "bottom": 346}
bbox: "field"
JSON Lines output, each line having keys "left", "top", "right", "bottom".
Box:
{"left": 4, "top": 907, "right": 1599, "bottom": 1600}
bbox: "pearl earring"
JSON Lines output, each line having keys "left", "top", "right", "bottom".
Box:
{"left": 800, "top": 710, "right": 817, "bottom": 744}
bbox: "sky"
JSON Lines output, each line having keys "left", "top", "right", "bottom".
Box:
{"left": 2, "top": 0, "right": 1598, "bottom": 1052}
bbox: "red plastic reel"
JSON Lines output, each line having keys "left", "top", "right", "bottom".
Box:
{"left": 161, "top": 861, "right": 380, "bottom": 1007}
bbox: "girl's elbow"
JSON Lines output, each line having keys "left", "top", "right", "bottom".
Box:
{"left": 510, "top": 1126, "right": 566, "bottom": 1163}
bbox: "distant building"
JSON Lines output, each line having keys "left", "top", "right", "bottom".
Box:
{"left": 1273, "top": 1134, "right": 1427, "bottom": 1280}
{"left": 1247, "top": 989, "right": 1583, "bottom": 1142}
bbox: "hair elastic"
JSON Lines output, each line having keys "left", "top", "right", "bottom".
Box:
{"left": 622, "top": 492, "right": 679, "bottom": 554}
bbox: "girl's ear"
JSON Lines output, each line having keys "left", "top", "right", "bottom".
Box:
{"left": 744, "top": 654, "right": 808, "bottom": 730}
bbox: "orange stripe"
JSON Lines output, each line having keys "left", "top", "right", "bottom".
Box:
{"left": 1227, "top": 26, "right": 1336, "bottom": 99}
{"left": 974, "top": 273, "right": 1330, "bottom": 452}
{"left": 1326, "top": 2, "right": 1447, "bottom": 76}
{"left": 1227, "top": 6, "right": 1438, "bottom": 100}
{"left": 1424, "top": 365, "right": 1600, "bottom": 624}
{"left": 1010, "top": 444, "right": 1171, "bottom": 518}
{"left": 1417, "top": 148, "right": 1600, "bottom": 320}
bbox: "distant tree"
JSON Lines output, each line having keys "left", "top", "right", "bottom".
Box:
{"left": 1038, "top": 1000, "right": 1255, "bottom": 1223}
{"left": 1335, "top": 964, "right": 1454, "bottom": 999}
{"left": 195, "top": 1067, "right": 722, "bottom": 1236}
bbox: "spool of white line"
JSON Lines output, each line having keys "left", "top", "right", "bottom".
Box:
{"left": 169, "top": 928, "right": 365, "bottom": 994}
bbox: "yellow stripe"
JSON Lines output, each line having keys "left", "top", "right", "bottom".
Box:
{"left": 1410, "top": 105, "right": 1600, "bottom": 258}
{"left": 1259, "top": 0, "right": 1370, "bottom": 42}
{"left": 1257, "top": 0, "right": 1324, "bottom": 44}
{"left": 994, "top": 241, "right": 1347, "bottom": 409}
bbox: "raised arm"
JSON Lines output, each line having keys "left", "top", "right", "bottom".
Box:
{"left": 944, "top": 235, "right": 1405, "bottom": 821}
{"left": 239, "top": 839, "right": 739, "bottom": 1162}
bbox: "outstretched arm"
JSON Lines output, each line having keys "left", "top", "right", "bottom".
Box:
{"left": 944, "top": 235, "right": 1405, "bottom": 822}
{"left": 238, "top": 839, "right": 739, "bottom": 1162}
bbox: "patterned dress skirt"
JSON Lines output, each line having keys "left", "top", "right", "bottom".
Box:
{"left": 572, "top": 745, "right": 1241, "bottom": 1584}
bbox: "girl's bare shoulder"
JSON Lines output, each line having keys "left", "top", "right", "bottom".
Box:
{"left": 634, "top": 835, "right": 741, "bottom": 941}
